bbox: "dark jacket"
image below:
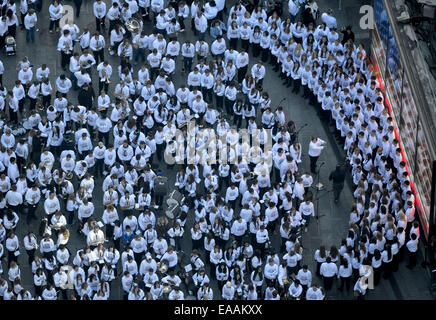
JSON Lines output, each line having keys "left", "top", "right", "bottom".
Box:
{"left": 78, "top": 86, "right": 95, "bottom": 108}
{"left": 329, "top": 167, "right": 345, "bottom": 184}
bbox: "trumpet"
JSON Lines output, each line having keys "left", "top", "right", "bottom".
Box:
{"left": 114, "top": 92, "right": 126, "bottom": 100}
{"left": 64, "top": 42, "right": 71, "bottom": 55}
{"left": 125, "top": 17, "right": 142, "bottom": 34}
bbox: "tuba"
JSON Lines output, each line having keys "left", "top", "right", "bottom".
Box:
{"left": 65, "top": 171, "right": 73, "bottom": 180}
{"left": 125, "top": 17, "right": 142, "bottom": 35}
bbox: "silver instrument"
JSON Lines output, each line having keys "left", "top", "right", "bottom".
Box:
{"left": 125, "top": 17, "right": 142, "bottom": 34}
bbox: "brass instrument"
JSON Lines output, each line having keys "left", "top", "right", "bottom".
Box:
{"left": 114, "top": 91, "right": 126, "bottom": 101}
{"left": 125, "top": 17, "right": 142, "bottom": 35}
{"left": 102, "top": 69, "right": 110, "bottom": 84}
{"left": 64, "top": 41, "right": 71, "bottom": 55}
{"left": 65, "top": 171, "right": 73, "bottom": 180}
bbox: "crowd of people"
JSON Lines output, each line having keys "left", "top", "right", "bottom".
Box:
{"left": 0, "top": 0, "right": 421, "bottom": 301}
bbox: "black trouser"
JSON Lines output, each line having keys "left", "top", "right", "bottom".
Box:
{"left": 98, "top": 131, "right": 110, "bottom": 146}
{"left": 26, "top": 248, "right": 36, "bottom": 265}
{"left": 49, "top": 19, "right": 60, "bottom": 31}
{"left": 27, "top": 203, "right": 38, "bottom": 223}
{"left": 215, "top": 95, "right": 224, "bottom": 111}
{"left": 98, "top": 80, "right": 109, "bottom": 94}
{"left": 408, "top": 251, "right": 417, "bottom": 268}
{"left": 183, "top": 57, "right": 193, "bottom": 72}
{"left": 233, "top": 114, "right": 242, "bottom": 127}
{"left": 333, "top": 182, "right": 344, "bottom": 201}
{"left": 309, "top": 155, "right": 319, "bottom": 174}
{"left": 392, "top": 254, "right": 400, "bottom": 271}
{"left": 225, "top": 98, "right": 234, "bottom": 114}
{"left": 114, "top": 238, "right": 121, "bottom": 251}
{"left": 156, "top": 143, "right": 164, "bottom": 162}
{"left": 303, "top": 85, "right": 311, "bottom": 98}
{"left": 202, "top": 87, "right": 213, "bottom": 103}
{"left": 150, "top": 67, "right": 159, "bottom": 81}
{"left": 373, "top": 266, "right": 381, "bottom": 286}
{"left": 229, "top": 38, "right": 238, "bottom": 50}
{"left": 9, "top": 109, "right": 18, "bottom": 124}
{"left": 383, "top": 261, "right": 393, "bottom": 279}
{"left": 93, "top": 49, "right": 104, "bottom": 66}
{"left": 241, "top": 39, "right": 249, "bottom": 52}
{"left": 61, "top": 52, "right": 72, "bottom": 70}
{"left": 57, "top": 287, "right": 68, "bottom": 300}
{"left": 105, "top": 223, "right": 114, "bottom": 240}
{"left": 338, "top": 276, "right": 351, "bottom": 292}
{"left": 237, "top": 66, "right": 247, "bottom": 84}
{"left": 96, "top": 17, "right": 106, "bottom": 32}
{"left": 292, "top": 79, "right": 301, "bottom": 94}
{"left": 74, "top": 0, "right": 82, "bottom": 17}
{"left": 7, "top": 250, "right": 18, "bottom": 266}
{"left": 67, "top": 209, "right": 74, "bottom": 225}
{"left": 133, "top": 252, "right": 143, "bottom": 266}
{"left": 42, "top": 94, "right": 51, "bottom": 108}
{"left": 252, "top": 43, "right": 260, "bottom": 57}
{"left": 95, "top": 158, "right": 104, "bottom": 178}
{"left": 8, "top": 24, "right": 16, "bottom": 38}
{"left": 192, "top": 238, "right": 202, "bottom": 251}
{"left": 178, "top": 16, "right": 185, "bottom": 30}
{"left": 34, "top": 285, "right": 43, "bottom": 296}
{"left": 323, "top": 276, "right": 334, "bottom": 291}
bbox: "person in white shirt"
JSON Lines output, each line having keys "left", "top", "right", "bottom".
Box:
{"left": 321, "top": 9, "right": 337, "bottom": 29}
{"left": 320, "top": 257, "right": 338, "bottom": 290}
{"left": 48, "top": 0, "right": 63, "bottom": 33}
{"left": 306, "top": 284, "right": 324, "bottom": 300}
{"left": 308, "top": 136, "right": 326, "bottom": 174}
{"left": 89, "top": 32, "right": 106, "bottom": 66}
{"left": 24, "top": 8, "right": 37, "bottom": 43}
{"left": 93, "top": 0, "right": 106, "bottom": 31}
{"left": 87, "top": 225, "right": 105, "bottom": 249}
{"left": 251, "top": 60, "right": 266, "bottom": 86}
{"left": 211, "top": 35, "right": 226, "bottom": 59}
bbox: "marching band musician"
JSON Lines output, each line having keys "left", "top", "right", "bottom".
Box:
{"left": 55, "top": 74, "right": 72, "bottom": 98}
{"left": 133, "top": 30, "right": 148, "bottom": 65}
{"left": 48, "top": 0, "right": 62, "bottom": 33}
{"left": 27, "top": 80, "right": 40, "bottom": 110}
{"left": 93, "top": 0, "right": 107, "bottom": 32}
{"left": 79, "top": 49, "right": 96, "bottom": 74}
{"left": 97, "top": 60, "right": 112, "bottom": 93}
{"left": 78, "top": 27, "right": 91, "bottom": 52}
{"left": 57, "top": 29, "right": 73, "bottom": 71}
{"left": 106, "top": 2, "right": 120, "bottom": 34}
{"left": 89, "top": 31, "right": 106, "bottom": 66}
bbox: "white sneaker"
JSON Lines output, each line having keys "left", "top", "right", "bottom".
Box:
{"left": 103, "top": 170, "right": 108, "bottom": 175}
